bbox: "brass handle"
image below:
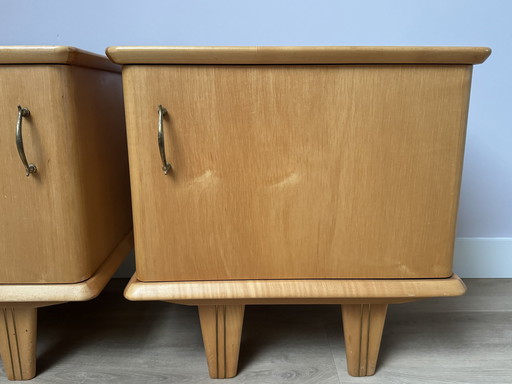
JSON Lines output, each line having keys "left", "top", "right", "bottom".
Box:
{"left": 16, "top": 106, "right": 37, "bottom": 176}
{"left": 158, "top": 105, "right": 171, "bottom": 175}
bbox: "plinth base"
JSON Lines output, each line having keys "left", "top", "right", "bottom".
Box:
{"left": 0, "top": 231, "right": 133, "bottom": 381}
{"left": 125, "top": 274, "right": 466, "bottom": 378}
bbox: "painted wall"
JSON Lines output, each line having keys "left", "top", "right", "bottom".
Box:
{"left": 1, "top": 0, "right": 510, "bottom": 276}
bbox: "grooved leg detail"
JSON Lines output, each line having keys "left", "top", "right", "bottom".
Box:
{"left": 342, "top": 304, "right": 387, "bottom": 377}
{"left": 0, "top": 307, "right": 37, "bottom": 381}
{"left": 198, "top": 305, "right": 245, "bottom": 379}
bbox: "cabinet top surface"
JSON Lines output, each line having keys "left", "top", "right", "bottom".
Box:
{"left": 106, "top": 46, "right": 491, "bottom": 65}
{"left": 0, "top": 45, "right": 120, "bottom": 72}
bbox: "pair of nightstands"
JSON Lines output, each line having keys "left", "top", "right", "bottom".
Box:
{"left": 0, "top": 45, "right": 490, "bottom": 380}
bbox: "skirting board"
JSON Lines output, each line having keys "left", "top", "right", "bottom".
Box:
{"left": 113, "top": 238, "right": 512, "bottom": 279}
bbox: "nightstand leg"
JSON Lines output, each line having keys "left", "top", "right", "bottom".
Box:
{"left": 0, "top": 307, "right": 37, "bottom": 381}
{"left": 341, "top": 303, "right": 387, "bottom": 377}
{"left": 198, "top": 305, "right": 245, "bottom": 379}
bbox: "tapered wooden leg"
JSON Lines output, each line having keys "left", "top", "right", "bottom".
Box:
{"left": 0, "top": 307, "right": 37, "bottom": 381}
{"left": 198, "top": 305, "right": 245, "bottom": 379}
{"left": 341, "top": 304, "right": 387, "bottom": 377}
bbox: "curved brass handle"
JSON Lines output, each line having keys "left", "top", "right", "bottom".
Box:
{"left": 16, "top": 105, "right": 37, "bottom": 176}
{"left": 158, "top": 105, "right": 171, "bottom": 175}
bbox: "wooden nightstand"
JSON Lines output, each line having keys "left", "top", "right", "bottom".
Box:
{"left": 0, "top": 46, "right": 133, "bottom": 380}
{"left": 107, "top": 46, "right": 490, "bottom": 379}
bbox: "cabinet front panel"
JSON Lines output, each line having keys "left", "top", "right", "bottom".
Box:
{"left": 0, "top": 65, "right": 131, "bottom": 283}
{"left": 123, "top": 65, "right": 471, "bottom": 281}
{"left": 0, "top": 66, "right": 86, "bottom": 282}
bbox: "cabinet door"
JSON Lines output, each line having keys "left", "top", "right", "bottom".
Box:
{"left": 123, "top": 65, "right": 471, "bottom": 281}
{"left": 0, "top": 66, "right": 88, "bottom": 282}
{"left": 0, "top": 65, "right": 130, "bottom": 283}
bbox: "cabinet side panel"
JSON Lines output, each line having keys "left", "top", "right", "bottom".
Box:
{"left": 123, "top": 65, "right": 472, "bottom": 281}
{"left": 0, "top": 66, "right": 87, "bottom": 283}
{"left": 437, "top": 66, "right": 473, "bottom": 277}
{"left": 67, "top": 66, "right": 132, "bottom": 281}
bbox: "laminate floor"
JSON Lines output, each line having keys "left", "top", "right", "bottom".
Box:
{"left": 1, "top": 279, "right": 511, "bottom": 383}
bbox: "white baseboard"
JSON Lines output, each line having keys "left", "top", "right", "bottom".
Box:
{"left": 114, "top": 238, "right": 512, "bottom": 279}
{"left": 454, "top": 238, "right": 512, "bottom": 278}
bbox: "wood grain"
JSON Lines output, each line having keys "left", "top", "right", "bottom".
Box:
{"left": 0, "top": 64, "right": 131, "bottom": 283}
{"left": 124, "top": 274, "right": 466, "bottom": 304}
{"left": 106, "top": 46, "right": 491, "bottom": 65}
{"left": 198, "top": 305, "right": 245, "bottom": 378}
{"left": 341, "top": 304, "right": 387, "bottom": 376}
{"left": 0, "top": 232, "right": 133, "bottom": 304}
{"left": 0, "top": 307, "right": 37, "bottom": 380}
{"left": 0, "top": 46, "right": 120, "bottom": 72}
{"left": 122, "top": 64, "right": 472, "bottom": 281}
{"left": 0, "top": 233, "right": 132, "bottom": 381}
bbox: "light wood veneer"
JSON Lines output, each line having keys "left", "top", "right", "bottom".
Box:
{"left": 109, "top": 46, "right": 489, "bottom": 379}
{"left": 107, "top": 46, "right": 491, "bottom": 64}
{"left": 198, "top": 305, "right": 245, "bottom": 379}
{"left": 0, "top": 63, "right": 131, "bottom": 284}
{"left": 0, "top": 46, "right": 133, "bottom": 380}
{"left": 125, "top": 273, "right": 465, "bottom": 378}
{"left": 121, "top": 64, "right": 471, "bottom": 281}
{"left": 0, "top": 45, "right": 119, "bottom": 72}
{"left": 125, "top": 274, "right": 466, "bottom": 305}
{"left": 0, "top": 232, "right": 133, "bottom": 380}
{"left": 342, "top": 304, "right": 388, "bottom": 376}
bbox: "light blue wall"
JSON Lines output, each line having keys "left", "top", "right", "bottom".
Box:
{"left": 1, "top": 0, "right": 510, "bottom": 276}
